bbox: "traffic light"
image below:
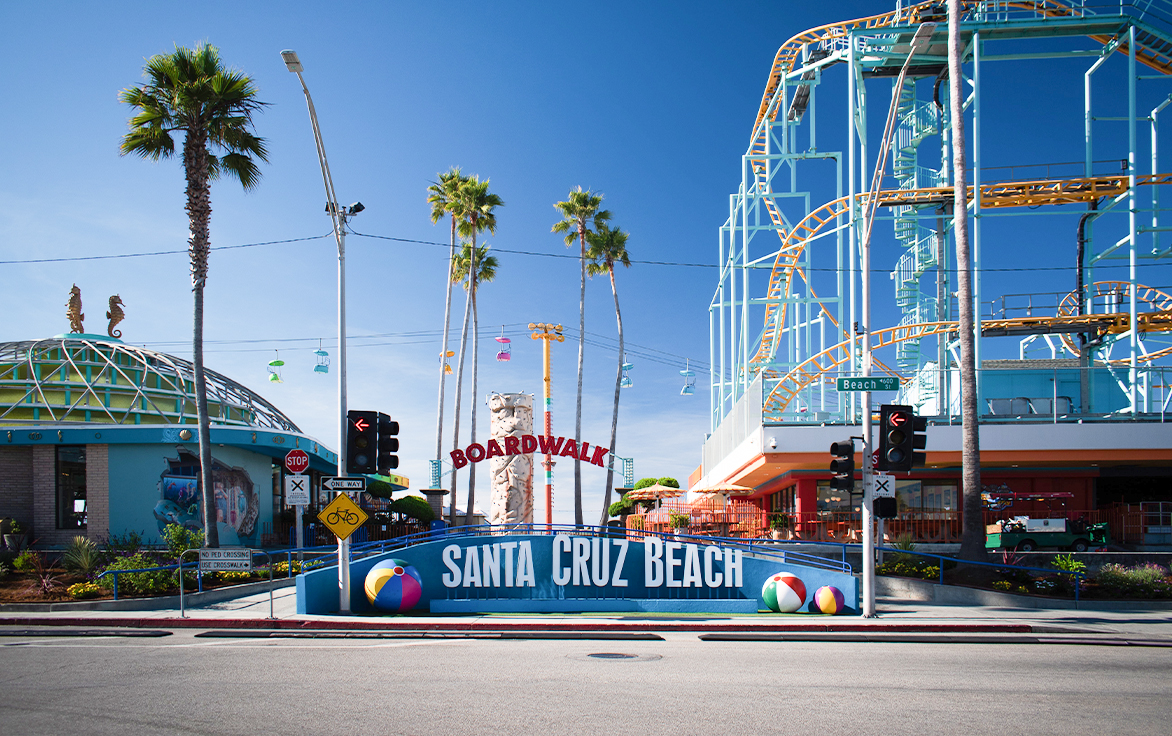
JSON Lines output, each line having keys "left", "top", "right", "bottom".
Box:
{"left": 829, "top": 440, "right": 854, "bottom": 492}
{"left": 377, "top": 412, "right": 399, "bottom": 473}
{"left": 875, "top": 497, "right": 898, "bottom": 519}
{"left": 347, "top": 410, "right": 378, "bottom": 474}
{"left": 879, "top": 404, "right": 927, "bottom": 472}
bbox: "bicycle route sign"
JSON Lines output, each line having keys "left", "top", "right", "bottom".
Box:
{"left": 318, "top": 492, "right": 368, "bottom": 540}
{"left": 835, "top": 376, "right": 899, "bottom": 392}
{"left": 321, "top": 476, "right": 367, "bottom": 492}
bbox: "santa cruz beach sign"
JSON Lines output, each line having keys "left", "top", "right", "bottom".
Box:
{"left": 296, "top": 533, "right": 860, "bottom": 615}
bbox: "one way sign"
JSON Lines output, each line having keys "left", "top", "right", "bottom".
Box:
{"left": 322, "top": 476, "right": 367, "bottom": 492}
{"left": 285, "top": 475, "right": 311, "bottom": 505}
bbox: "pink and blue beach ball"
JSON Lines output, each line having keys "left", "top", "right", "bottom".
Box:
{"left": 762, "top": 572, "right": 806, "bottom": 613}
{"left": 812, "top": 585, "right": 846, "bottom": 614}
{"left": 364, "top": 559, "right": 423, "bottom": 613}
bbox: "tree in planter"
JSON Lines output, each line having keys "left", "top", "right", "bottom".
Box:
{"left": 120, "top": 44, "right": 268, "bottom": 548}
{"left": 668, "top": 512, "right": 691, "bottom": 531}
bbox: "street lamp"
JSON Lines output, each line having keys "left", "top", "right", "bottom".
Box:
{"left": 858, "top": 21, "right": 936, "bottom": 618}
{"left": 282, "top": 49, "right": 361, "bottom": 613}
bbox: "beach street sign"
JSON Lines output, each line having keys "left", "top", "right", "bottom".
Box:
{"left": 836, "top": 376, "right": 899, "bottom": 392}
{"left": 199, "top": 548, "right": 253, "bottom": 572}
{"left": 285, "top": 475, "right": 311, "bottom": 505}
{"left": 321, "top": 476, "right": 367, "bottom": 492}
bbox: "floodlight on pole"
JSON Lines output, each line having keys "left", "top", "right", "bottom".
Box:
{"left": 282, "top": 48, "right": 360, "bottom": 614}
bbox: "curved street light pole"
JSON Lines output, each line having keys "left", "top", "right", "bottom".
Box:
{"left": 282, "top": 50, "right": 361, "bottom": 613}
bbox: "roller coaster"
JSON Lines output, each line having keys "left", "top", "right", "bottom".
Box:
{"left": 708, "top": 0, "right": 1172, "bottom": 451}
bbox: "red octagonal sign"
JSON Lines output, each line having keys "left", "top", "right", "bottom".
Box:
{"left": 285, "top": 449, "right": 310, "bottom": 474}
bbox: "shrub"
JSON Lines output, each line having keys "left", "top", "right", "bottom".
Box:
{"left": 105, "top": 530, "right": 145, "bottom": 556}
{"left": 992, "top": 580, "right": 1013, "bottom": 591}
{"left": 67, "top": 581, "right": 102, "bottom": 600}
{"left": 658, "top": 477, "right": 680, "bottom": 489}
{"left": 609, "top": 496, "right": 637, "bottom": 519}
{"left": 0, "top": 561, "right": 9, "bottom": 579}
{"left": 768, "top": 513, "right": 789, "bottom": 530}
{"left": 218, "top": 571, "right": 254, "bottom": 583}
{"left": 668, "top": 512, "right": 690, "bottom": 529}
{"left": 13, "top": 549, "right": 38, "bottom": 572}
{"left": 876, "top": 559, "right": 940, "bottom": 581}
{"left": 98, "top": 553, "right": 175, "bottom": 597}
{"left": 1094, "top": 563, "right": 1172, "bottom": 598}
{"left": 63, "top": 536, "right": 103, "bottom": 576}
{"left": 273, "top": 560, "right": 305, "bottom": 576}
{"left": 161, "top": 524, "right": 205, "bottom": 560}
{"left": 633, "top": 478, "right": 658, "bottom": 490}
{"left": 1051, "top": 553, "right": 1086, "bottom": 575}
{"left": 389, "top": 495, "right": 435, "bottom": 523}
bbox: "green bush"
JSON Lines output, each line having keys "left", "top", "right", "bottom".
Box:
{"left": 63, "top": 536, "right": 103, "bottom": 576}
{"left": 609, "top": 496, "right": 637, "bottom": 518}
{"left": 877, "top": 558, "right": 940, "bottom": 581}
{"left": 67, "top": 581, "right": 102, "bottom": 600}
{"left": 161, "top": 524, "right": 205, "bottom": 560}
{"left": 1051, "top": 553, "right": 1087, "bottom": 575}
{"left": 13, "top": 549, "right": 38, "bottom": 572}
{"left": 668, "top": 512, "right": 690, "bottom": 529}
{"left": 658, "top": 477, "right": 680, "bottom": 489}
{"left": 105, "top": 530, "right": 145, "bottom": 556}
{"left": 992, "top": 580, "right": 1013, "bottom": 591}
{"left": 1094, "top": 563, "right": 1172, "bottom": 598}
{"left": 633, "top": 478, "right": 657, "bottom": 490}
{"left": 98, "top": 553, "right": 176, "bottom": 597}
{"left": 389, "top": 495, "right": 435, "bottom": 523}
{"left": 0, "top": 561, "right": 9, "bottom": 579}
{"left": 768, "top": 513, "right": 789, "bottom": 530}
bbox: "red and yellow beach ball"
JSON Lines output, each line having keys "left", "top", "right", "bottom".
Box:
{"left": 364, "top": 559, "right": 423, "bottom": 613}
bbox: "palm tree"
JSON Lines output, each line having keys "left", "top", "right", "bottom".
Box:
{"left": 451, "top": 178, "right": 503, "bottom": 527}
{"left": 552, "top": 187, "right": 610, "bottom": 526}
{"left": 586, "top": 223, "right": 631, "bottom": 527}
{"left": 427, "top": 167, "right": 470, "bottom": 520}
{"left": 451, "top": 242, "right": 499, "bottom": 528}
{"left": 120, "top": 44, "right": 267, "bottom": 548}
{"left": 947, "top": 1, "right": 985, "bottom": 561}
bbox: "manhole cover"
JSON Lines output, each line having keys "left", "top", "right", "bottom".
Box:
{"left": 588, "top": 652, "right": 638, "bottom": 659}
{"left": 569, "top": 652, "right": 662, "bottom": 662}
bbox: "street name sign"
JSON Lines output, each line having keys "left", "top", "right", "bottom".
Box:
{"left": 319, "top": 493, "right": 369, "bottom": 540}
{"left": 285, "top": 475, "right": 311, "bottom": 505}
{"left": 322, "top": 476, "right": 367, "bottom": 492}
{"left": 198, "top": 548, "right": 253, "bottom": 572}
{"left": 836, "top": 377, "right": 899, "bottom": 392}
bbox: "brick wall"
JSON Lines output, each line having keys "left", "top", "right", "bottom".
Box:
{"left": 0, "top": 446, "right": 33, "bottom": 527}
{"left": 86, "top": 444, "right": 109, "bottom": 541}
{"left": 30, "top": 445, "right": 67, "bottom": 546}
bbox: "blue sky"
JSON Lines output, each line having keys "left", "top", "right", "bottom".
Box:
{"left": 3, "top": 2, "right": 1170, "bottom": 523}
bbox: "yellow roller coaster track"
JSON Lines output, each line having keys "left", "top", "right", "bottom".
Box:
{"left": 751, "top": 0, "right": 1172, "bottom": 139}
{"left": 1054, "top": 281, "right": 1172, "bottom": 356}
{"left": 764, "top": 306, "right": 1172, "bottom": 415}
{"left": 749, "top": 174, "right": 1172, "bottom": 370}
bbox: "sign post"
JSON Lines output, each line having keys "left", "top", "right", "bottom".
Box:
{"left": 285, "top": 450, "right": 311, "bottom": 552}
{"left": 320, "top": 476, "right": 369, "bottom": 613}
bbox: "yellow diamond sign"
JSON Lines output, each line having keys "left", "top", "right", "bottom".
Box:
{"left": 319, "top": 492, "right": 369, "bottom": 541}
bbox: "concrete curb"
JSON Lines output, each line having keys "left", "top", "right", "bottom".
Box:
{"left": 0, "top": 616, "right": 1037, "bottom": 633}
{"left": 0, "top": 578, "right": 295, "bottom": 613}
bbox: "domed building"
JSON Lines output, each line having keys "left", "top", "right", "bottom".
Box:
{"left": 0, "top": 334, "right": 337, "bottom": 548}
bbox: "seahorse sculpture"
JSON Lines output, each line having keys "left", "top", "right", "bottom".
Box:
{"left": 106, "top": 295, "right": 125, "bottom": 338}
{"left": 66, "top": 284, "right": 84, "bottom": 333}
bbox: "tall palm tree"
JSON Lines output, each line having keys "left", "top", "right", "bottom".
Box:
{"left": 427, "top": 167, "right": 470, "bottom": 519}
{"left": 451, "top": 178, "right": 503, "bottom": 526}
{"left": 586, "top": 223, "right": 631, "bottom": 527}
{"left": 120, "top": 44, "right": 267, "bottom": 548}
{"left": 947, "top": 0, "right": 985, "bottom": 561}
{"left": 552, "top": 187, "right": 610, "bottom": 526}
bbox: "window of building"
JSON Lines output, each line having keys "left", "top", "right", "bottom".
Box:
{"left": 770, "top": 487, "right": 796, "bottom": 515}
{"left": 896, "top": 480, "right": 957, "bottom": 515}
{"left": 56, "top": 446, "right": 87, "bottom": 529}
{"left": 817, "top": 480, "right": 861, "bottom": 513}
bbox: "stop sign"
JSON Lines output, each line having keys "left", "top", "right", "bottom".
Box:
{"left": 285, "top": 449, "right": 310, "bottom": 474}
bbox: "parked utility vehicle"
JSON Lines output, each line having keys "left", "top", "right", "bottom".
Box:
{"left": 985, "top": 516, "right": 1109, "bottom": 552}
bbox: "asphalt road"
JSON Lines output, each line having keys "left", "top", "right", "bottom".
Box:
{"left": 0, "top": 631, "right": 1168, "bottom": 735}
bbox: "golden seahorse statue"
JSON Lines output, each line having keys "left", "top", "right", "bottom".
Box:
{"left": 66, "top": 284, "right": 84, "bottom": 333}
{"left": 106, "top": 295, "right": 125, "bottom": 338}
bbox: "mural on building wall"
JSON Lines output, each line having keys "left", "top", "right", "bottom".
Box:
{"left": 153, "top": 448, "right": 259, "bottom": 546}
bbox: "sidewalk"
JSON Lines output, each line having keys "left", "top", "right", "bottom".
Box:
{"left": 3, "top": 586, "right": 1172, "bottom": 641}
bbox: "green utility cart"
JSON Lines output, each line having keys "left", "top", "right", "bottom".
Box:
{"left": 985, "top": 517, "right": 1110, "bottom": 552}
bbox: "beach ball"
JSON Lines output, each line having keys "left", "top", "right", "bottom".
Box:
{"left": 762, "top": 572, "right": 806, "bottom": 613}
{"left": 812, "top": 585, "right": 846, "bottom": 614}
{"left": 364, "top": 559, "right": 423, "bottom": 613}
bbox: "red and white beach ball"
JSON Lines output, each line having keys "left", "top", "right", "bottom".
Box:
{"left": 762, "top": 572, "right": 807, "bottom": 613}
